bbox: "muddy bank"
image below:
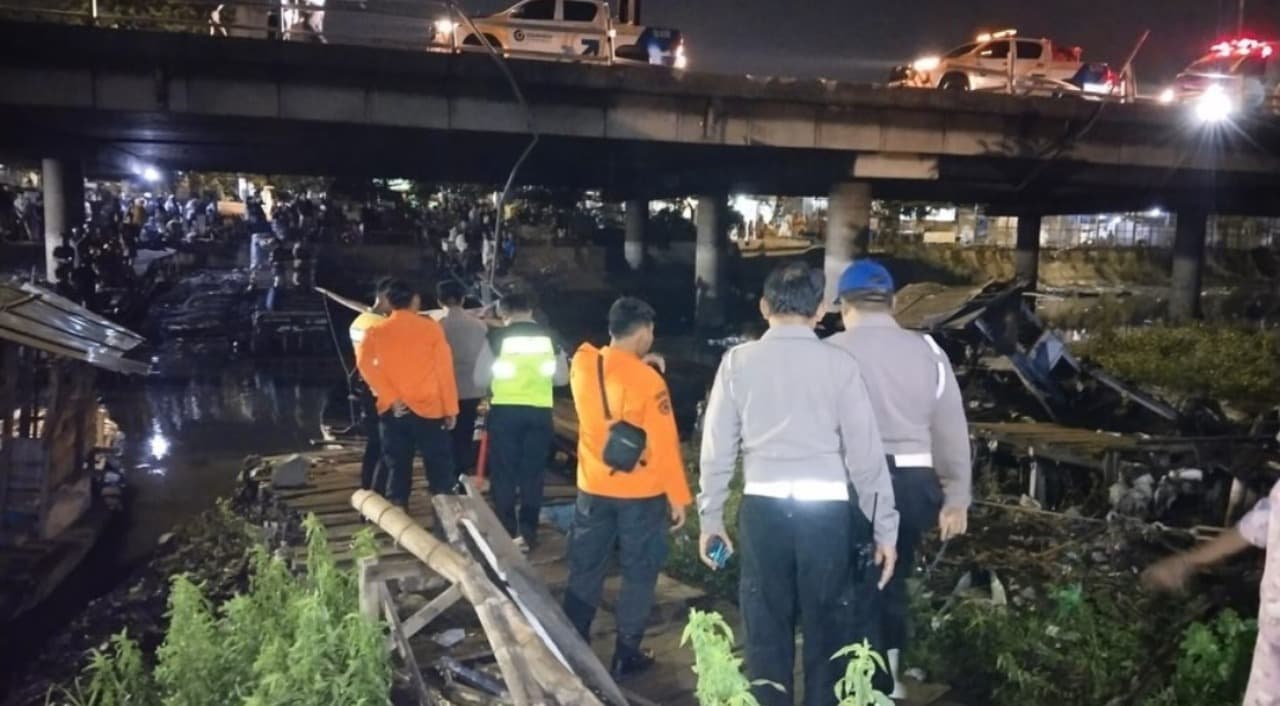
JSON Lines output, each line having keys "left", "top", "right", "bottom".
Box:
{"left": 1, "top": 502, "right": 258, "bottom": 705}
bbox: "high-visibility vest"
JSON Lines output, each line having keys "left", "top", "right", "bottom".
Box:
{"left": 349, "top": 311, "right": 385, "bottom": 364}
{"left": 490, "top": 323, "right": 557, "bottom": 409}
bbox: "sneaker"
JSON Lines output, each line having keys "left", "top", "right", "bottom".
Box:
{"left": 513, "top": 536, "right": 530, "bottom": 554}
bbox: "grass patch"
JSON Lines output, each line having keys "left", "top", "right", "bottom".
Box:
{"left": 1074, "top": 325, "right": 1280, "bottom": 412}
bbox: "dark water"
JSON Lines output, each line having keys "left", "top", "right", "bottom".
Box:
{"left": 102, "top": 367, "right": 339, "bottom": 564}
{"left": 0, "top": 364, "right": 342, "bottom": 688}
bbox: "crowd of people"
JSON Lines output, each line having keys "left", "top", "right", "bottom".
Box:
{"left": 42, "top": 189, "right": 228, "bottom": 316}
{"left": 334, "top": 256, "right": 977, "bottom": 700}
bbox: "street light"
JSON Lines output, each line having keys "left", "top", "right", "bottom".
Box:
{"left": 141, "top": 166, "right": 162, "bottom": 183}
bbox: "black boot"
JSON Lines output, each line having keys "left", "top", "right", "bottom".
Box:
{"left": 610, "top": 637, "right": 655, "bottom": 679}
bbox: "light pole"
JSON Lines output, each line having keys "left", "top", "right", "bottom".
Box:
{"left": 1238, "top": 0, "right": 1246, "bottom": 34}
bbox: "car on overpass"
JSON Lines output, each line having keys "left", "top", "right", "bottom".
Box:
{"left": 1166, "top": 38, "right": 1280, "bottom": 119}
{"left": 428, "top": 0, "right": 686, "bottom": 69}
{"left": 890, "top": 29, "right": 1104, "bottom": 94}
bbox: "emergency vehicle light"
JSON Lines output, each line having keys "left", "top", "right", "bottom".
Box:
{"left": 976, "top": 28, "right": 1017, "bottom": 42}
{"left": 1210, "top": 38, "right": 1275, "bottom": 58}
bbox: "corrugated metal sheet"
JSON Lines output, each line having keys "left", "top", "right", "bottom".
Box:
{"left": 0, "top": 282, "right": 149, "bottom": 375}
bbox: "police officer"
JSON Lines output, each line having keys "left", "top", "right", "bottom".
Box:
{"left": 473, "top": 293, "right": 568, "bottom": 551}
{"left": 699, "top": 261, "right": 898, "bottom": 706}
{"left": 826, "top": 260, "right": 971, "bottom": 698}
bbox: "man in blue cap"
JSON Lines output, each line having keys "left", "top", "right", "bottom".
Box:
{"left": 826, "top": 259, "right": 972, "bottom": 698}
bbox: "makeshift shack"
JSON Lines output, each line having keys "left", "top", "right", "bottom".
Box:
{"left": 0, "top": 281, "right": 148, "bottom": 621}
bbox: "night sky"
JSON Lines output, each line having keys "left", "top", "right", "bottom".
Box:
{"left": 372, "top": 0, "right": 1280, "bottom": 86}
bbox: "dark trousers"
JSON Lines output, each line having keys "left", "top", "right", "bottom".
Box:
{"left": 883, "top": 466, "right": 943, "bottom": 651}
{"left": 563, "top": 493, "right": 669, "bottom": 646}
{"left": 487, "top": 404, "right": 553, "bottom": 541}
{"left": 739, "top": 495, "right": 879, "bottom": 706}
{"left": 359, "top": 390, "right": 386, "bottom": 493}
{"left": 380, "top": 411, "right": 457, "bottom": 505}
{"left": 452, "top": 397, "right": 481, "bottom": 474}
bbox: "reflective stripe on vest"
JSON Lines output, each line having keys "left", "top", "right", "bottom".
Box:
{"left": 490, "top": 334, "right": 556, "bottom": 408}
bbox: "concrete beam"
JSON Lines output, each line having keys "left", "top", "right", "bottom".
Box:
{"left": 624, "top": 199, "right": 647, "bottom": 271}
{"left": 42, "top": 157, "right": 83, "bottom": 283}
{"left": 1014, "top": 213, "right": 1042, "bottom": 289}
{"left": 695, "top": 194, "right": 727, "bottom": 331}
{"left": 1170, "top": 208, "right": 1208, "bottom": 321}
{"left": 823, "top": 182, "right": 871, "bottom": 308}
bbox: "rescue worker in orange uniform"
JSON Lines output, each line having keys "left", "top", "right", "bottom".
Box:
{"left": 356, "top": 279, "right": 459, "bottom": 506}
{"left": 563, "top": 296, "right": 693, "bottom": 679}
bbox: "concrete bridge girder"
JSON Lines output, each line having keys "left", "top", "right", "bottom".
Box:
{"left": 4, "top": 66, "right": 1277, "bottom": 183}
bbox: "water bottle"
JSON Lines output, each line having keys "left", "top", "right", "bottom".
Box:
{"left": 707, "top": 535, "right": 732, "bottom": 570}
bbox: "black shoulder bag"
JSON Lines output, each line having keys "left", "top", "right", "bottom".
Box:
{"left": 597, "top": 355, "right": 646, "bottom": 473}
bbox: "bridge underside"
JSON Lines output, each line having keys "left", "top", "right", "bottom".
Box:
{"left": 1, "top": 105, "right": 1277, "bottom": 214}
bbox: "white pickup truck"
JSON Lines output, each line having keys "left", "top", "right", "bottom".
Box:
{"left": 430, "top": 0, "right": 686, "bottom": 69}
{"left": 891, "top": 30, "right": 1089, "bottom": 92}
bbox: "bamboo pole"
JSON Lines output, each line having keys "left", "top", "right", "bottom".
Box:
{"left": 352, "top": 489, "right": 473, "bottom": 584}
{"left": 351, "top": 491, "right": 603, "bottom": 706}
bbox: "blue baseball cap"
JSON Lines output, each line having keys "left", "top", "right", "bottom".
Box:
{"left": 836, "top": 260, "right": 895, "bottom": 302}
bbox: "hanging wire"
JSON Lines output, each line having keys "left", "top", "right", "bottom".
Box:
{"left": 320, "top": 294, "right": 358, "bottom": 429}
{"left": 445, "top": 1, "right": 541, "bottom": 305}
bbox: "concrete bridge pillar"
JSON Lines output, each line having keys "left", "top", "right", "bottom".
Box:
{"left": 624, "top": 199, "right": 648, "bottom": 271}
{"left": 1015, "top": 213, "right": 1042, "bottom": 289}
{"left": 42, "top": 157, "right": 84, "bottom": 284}
{"left": 823, "top": 182, "right": 872, "bottom": 308}
{"left": 695, "top": 193, "right": 728, "bottom": 330}
{"left": 1170, "top": 208, "right": 1208, "bottom": 321}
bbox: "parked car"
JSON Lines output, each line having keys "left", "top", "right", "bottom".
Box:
{"left": 429, "top": 0, "right": 686, "bottom": 69}
{"left": 890, "top": 29, "right": 1086, "bottom": 93}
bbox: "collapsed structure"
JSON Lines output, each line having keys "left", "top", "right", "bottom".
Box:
{"left": 895, "top": 280, "right": 1277, "bottom": 526}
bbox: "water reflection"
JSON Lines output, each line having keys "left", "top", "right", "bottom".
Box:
{"left": 102, "top": 371, "right": 333, "bottom": 562}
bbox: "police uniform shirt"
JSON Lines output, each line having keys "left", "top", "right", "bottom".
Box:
{"left": 826, "top": 312, "right": 972, "bottom": 510}
{"left": 698, "top": 324, "right": 899, "bottom": 546}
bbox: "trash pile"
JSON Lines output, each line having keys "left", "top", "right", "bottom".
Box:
{"left": 910, "top": 498, "right": 1261, "bottom": 705}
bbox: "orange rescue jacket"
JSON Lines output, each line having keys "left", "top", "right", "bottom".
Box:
{"left": 357, "top": 310, "right": 460, "bottom": 419}
{"left": 569, "top": 344, "right": 692, "bottom": 507}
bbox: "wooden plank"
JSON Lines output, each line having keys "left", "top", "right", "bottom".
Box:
{"left": 446, "top": 482, "right": 630, "bottom": 706}
{"left": 402, "top": 583, "right": 465, "bottom": 639}
{"left": 380, "top": 583, "right": 433, "bottom": 706}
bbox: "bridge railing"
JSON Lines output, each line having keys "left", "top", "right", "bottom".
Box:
{"left": 0, "top": 0, "right": 458, "bottom": 53}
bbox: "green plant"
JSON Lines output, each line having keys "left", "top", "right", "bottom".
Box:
{"left": 47, "top": 630, "right": 157, "bottom": 706}
{"left": 1145, "top": 609, "right": 1257, "bottom": 706}
{"left": 154, "top": 576, "right": 229, "bottom": 706}
{"left": 910, "top": 582, "right": 1151, "bottom": 705}
{"left": 832, "top": 641, "right": 893, "bottom": 706}
{"left": 57, "top": 513, "right": 391, "bottom": 706}
{"left": 303, "top": 513, "right": 356, "bottom": 617}
{"left": 681, "top": 609, "right": 781, "bottom": 706}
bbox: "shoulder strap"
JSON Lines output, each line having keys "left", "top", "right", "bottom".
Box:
{"left": 597, "top": 354, "right": 612, "bottom": 420}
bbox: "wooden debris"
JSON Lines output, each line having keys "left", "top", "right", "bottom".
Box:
{"left": 352, "top": 490, "right": 607, "bottom": 706}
